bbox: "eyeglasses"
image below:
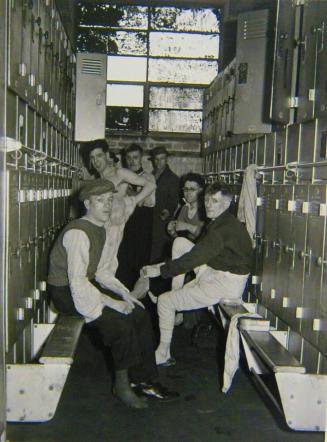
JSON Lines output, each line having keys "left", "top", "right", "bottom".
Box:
{"left": 183, "top": 187, "right": 199, "bottom": 192}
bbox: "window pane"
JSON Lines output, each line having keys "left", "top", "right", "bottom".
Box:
{"left": 107, "top": 107, "right": 143, "bottom": 131}
{"left": 150, "top": 87, "right": 203, "bottom": 109}
{"left": 149, "top": 110, "right": 202, "bottom": 133}
{"left": 151, "top": 7, "right": 220, "bottom": 33}
{"left": 150, "top": 33, "right": 219, "bottom": 59}
{"left": 78, "top": 4, "right": 148, "bottom": 29}
{"left": 108, "top": 31, "right": 147, "bottom": 55}
{"left": 107, "top": 84, "right": 144, "bottom": 107}
{"left": 76, "top": 28, "right": 108, "bottom": 53}
{"left": 107, "top": 56, "right": 147, "bottom": 81}
{"left": 149, "top": 59, "right": 218, "bottom": 84}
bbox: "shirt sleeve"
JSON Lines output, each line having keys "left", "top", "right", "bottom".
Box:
{"left": 160, "top": 225, "right": 224, "bottom": 278}
{"left": 63, "top": 229, "right": 104, "bottom": 321}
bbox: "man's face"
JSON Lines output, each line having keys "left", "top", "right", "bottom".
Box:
{"left": 126, "top": 150, "right": 142, "bottom": 172}
{"left": 183, "top": 180, "right": 202, "bottom": 204}
{"left": 205, "top": 191, "right": 231, "bottom": 219}
{"left": 90, "top": 148, "right": 114, "bottom": 174}
{"left": 85, "top": 192, "right": 114, "bottom": 224}
{"left": 153, "top": 153, "right": 168, "bottom": 172}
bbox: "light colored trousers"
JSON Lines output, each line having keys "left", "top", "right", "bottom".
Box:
{"left": 158, "top": 237, "right": 249, "bottom": 343}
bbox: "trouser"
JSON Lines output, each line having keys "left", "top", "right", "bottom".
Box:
{"left": 48, "top": 284, "right": 158, "bottom": 384}
{"left": 158, "top": 237, "right": 249, "bottom": 343}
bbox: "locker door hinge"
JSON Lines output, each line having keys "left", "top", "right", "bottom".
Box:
{"left": 289, "top": 96, "right": 299, "bottom": 108}
{"left": 0, "top": 137, "right": 22, "bottom": 153}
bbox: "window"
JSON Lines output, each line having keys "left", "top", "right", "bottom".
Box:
{"left": 77, "top": 3, "right": 220, "bottom": 135}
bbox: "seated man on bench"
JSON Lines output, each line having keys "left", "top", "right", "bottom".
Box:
{"left": 48, "top": 179, "right": 178, "bottom": 409}
{"left": 143, "top": 181, "right": 253, "bottom": 366}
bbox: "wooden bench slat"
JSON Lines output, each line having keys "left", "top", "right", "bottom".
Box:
{"left": 242, "top": 330, "right": 306, "bottom": 374}
{"left": 219, "top": 302, "right": 249, "bottom": 317}
{"left": 39, "top": 316, "right": 84, "bottom": 365}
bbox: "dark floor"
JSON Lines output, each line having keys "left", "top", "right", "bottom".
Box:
{"left": 8, "top": 322, "right": 323, "bottom": 442}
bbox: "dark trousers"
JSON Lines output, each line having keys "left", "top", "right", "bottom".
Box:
{"left": 116, "top": 206, "right": 153, "bottom": 290}
{"left": 48, "top": 284, "right": 158, "bottom": 384}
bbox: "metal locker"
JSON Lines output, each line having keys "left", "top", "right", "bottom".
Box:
{"left": 274, "top": 128, "right": 287, "bottom": 183}
{"left": 273, "top": 185, "right": 295, "bottom": 323}
{"left": 302, "top": 185, "right": 327, "bottom": 352}
{"left": 8, "top": 0, "right": 25, "bottom": 98}
{"left": 249, "top": 139, "right": 257, "bottom": 165}
{"left": 6, "top": 91, "right": 17, "bottom": 139}
{"left": 265, "top": 132, "right": 275, "bottom": 167}
{"left": 286, "top": 123, "right": 300, "bottom": 163}
{"left": 300, "top": 119, "right": 316, "bottom": 163}
{"left": 261, "top": 185, "right": 280, "bottom": 310}
{"left": 17, "top": 99, "right": 27, "bottom": 148}
{"left": 314, "top": 118, "right": 327, "bottom": 181}
{"left": 257, "top": 136, "right": 265, "bottom": 167}
{"left": 297, "top": 0, "right": 319, "bottom": 123}
{"left": 26, "top": 0, "right": 39, "bottom": 107}
{"left": 41, "top": 0, "right": 54, "bottom": 120}
{"left": 255, "top": 184, "right": 268, "bottom": 303}
{"left": 286, "top": 184, "right": 309, "bottom": 332}
{"left": 241, "top": 141, "right": 249, "bottom": 169}
{"left": 27, "top": 107, "right": 35, "bottom": 150}
{"left": 315, "top": 1, "right": 327, "bottom": 119}
{"left": 233, "top": 9, "right": 272, "bottom": 134}
{"left": 269, "top": 0, "right": 297, "bottom": 124}
{"left": 75, "top": 52, "right": 107, "bottom": 141}
{"left": 235, "top": 144, "right": 242, "bottom": 169}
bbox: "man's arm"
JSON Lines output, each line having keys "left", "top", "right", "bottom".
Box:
{"left": 160, "top": 226, "right": 224, "bottom": 278}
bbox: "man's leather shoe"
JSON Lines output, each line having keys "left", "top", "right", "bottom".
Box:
{"left": 133, "top": 382, "right": 179, "bottom": 402}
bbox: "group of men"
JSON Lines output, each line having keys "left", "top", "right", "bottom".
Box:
{"left": 48, "top": 139, "right": 253, "bottom": 409}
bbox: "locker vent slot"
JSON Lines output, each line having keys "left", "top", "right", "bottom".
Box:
{"left": 81, "top": 59, "right": 103, "bottom": 76}
{"left": 243, "top": 18, "right": 267, "bottom": 40}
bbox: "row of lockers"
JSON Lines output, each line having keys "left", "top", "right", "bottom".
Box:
{"left": 6, "top": 169, "right": 74, "bottom": 357}
{"left": 203, "top": 117, "right": 327, "bottom": 183}
{"left": 6, "top": 91, "right": 78, "bottom": 166}
{"left": 256, "top": 183, "right": 327, "bottom": 360}
{"left": 202, "top": 0, "right": 327, "bottom": 154}
{"left": 8, "top": 0, "right": 76, "bottom": 135}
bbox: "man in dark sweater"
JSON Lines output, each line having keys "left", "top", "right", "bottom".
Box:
{"left": 48, "top": 179, "right": 177, "bottom": 408}
{"left": 143, "top": 181, "right": 253, "bottom": 366}
{"left": 149, "top": 146, "right": 180, "bottom": 263}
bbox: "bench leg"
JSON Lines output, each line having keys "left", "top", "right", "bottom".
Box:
{"left": 275, "top": 372, "right": 327, "bottom": 431}
{"left": 6, "top": 364, "right": 70, "bottom": 422}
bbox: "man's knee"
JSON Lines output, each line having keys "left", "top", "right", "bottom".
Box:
{"left": 172, "top": 237, "right": 194, "bottom": 259}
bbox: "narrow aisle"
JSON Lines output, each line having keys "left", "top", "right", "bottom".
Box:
{"left": 8, "top": 324, "right": 324, "bottom": 442}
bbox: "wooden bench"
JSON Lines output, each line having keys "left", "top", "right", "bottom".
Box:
{"left": 6, "top": 314, "right": 85, "bottom": 422}
{"left": 211, "top": 300, "right": 327, "bottom": 431}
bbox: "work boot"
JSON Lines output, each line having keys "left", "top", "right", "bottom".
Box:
{"left": 113, "top": 369, "right": 148, "bottom": 409}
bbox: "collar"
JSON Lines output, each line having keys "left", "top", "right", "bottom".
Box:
{"left": 208, "top": 209, "right": 232, "bottom": 228}
{"left": 82, "top": 215, "right": 105, "bottom": 228}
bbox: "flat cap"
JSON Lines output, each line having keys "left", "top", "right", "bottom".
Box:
{"left": 149, "top": 146, "right": 170, "bottom": 158}
{"left": 79, "top": 179, "right": 116, "bottom": 201}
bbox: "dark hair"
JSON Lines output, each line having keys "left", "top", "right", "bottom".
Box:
{"left": 124, "top": 143, "right": 143, "bottom": 156}
{"left": 84, "top": 139, "right": 109, "bottom": 154}
{"left": 205, "top": 181, "right": 233, "bottom": 197}
{"left": 181, "top": 172, "right": 205, "bottom": 189}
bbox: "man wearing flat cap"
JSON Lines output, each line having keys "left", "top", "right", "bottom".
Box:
{"left": 48, "top": 179, "right": 178, "bottom": 409}
{"left": 149, "top": 146, "right": 180, "bottom": 263}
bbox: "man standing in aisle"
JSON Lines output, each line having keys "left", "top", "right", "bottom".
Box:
{"left": 143, "top": 181, "right": 253, "bottom": 366}
{"left": 48, "top": 180, "right": 178, "bottom": 408}
{"left": 116, "top": 144, "right": 156, "bottom": 290}
{"left": 149, "top": 146, "right": 180, "bottom": 264}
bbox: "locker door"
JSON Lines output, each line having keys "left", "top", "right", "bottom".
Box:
{"left": 314, "top": 0, "right": 327, "bottom": 119}
{"left": 303, "top": 185, "right": 327, "bottom": 350}
{"left": 255, "top": 184, "right": 267, "bottom": 303}
{"left": 8, "top": 0, "right": 25, "bottom": 97}
{"left": 270, "top": 0, "right": 296, "bottom": 124}
{"left": 297, "top": 0, "right": 319, "bottom": 123}
{"left": 261, "top": 185, "right": 280, "bottom": 310}
{"left": 286, "top": 185, "right": 309, "bottom": 332}
{"left": 274, "top": 185, "right": 295, "bottom": 322}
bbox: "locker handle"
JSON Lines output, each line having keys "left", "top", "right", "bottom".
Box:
{"left": 316, "top": 21, "right": 325, "bottom": 53}
{"left": 299, "top": 250, "right": 311, "bottom": 260}
{"left": 284, "top": 245, "right": 294, "bottom": 253}
{"left": 316, "top": 256, "right": 327, "bottom": 267}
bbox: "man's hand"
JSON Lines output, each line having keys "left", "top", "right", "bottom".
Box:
{"left": 102, "top": 295, "right": 134, "bottom": 315}
{"left": 175, "top": 221, "right": 188, "bottom": 232}
{"left": 160, "top": 209, "right": 170, "bottom": 221}
{"left": 141, "top": 264, "right": 162, "bottom": 278}
{"left": 121, "top": 292, "right": 145, "bottom": 309}
{"left": 167, "top": 220, "right": 177, "bottom": 237}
